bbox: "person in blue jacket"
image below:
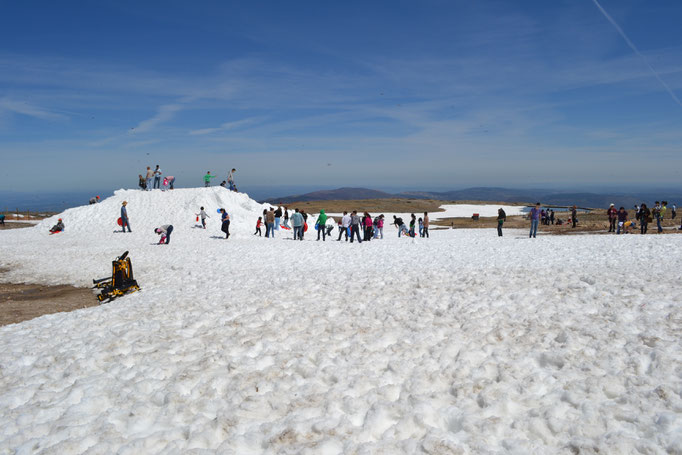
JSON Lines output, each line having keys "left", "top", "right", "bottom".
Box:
{"left": 220, "top": 208, "right": 230, "bottom": 239}
{"left": 120, "top": 201, "right": 131, "bottom": 233}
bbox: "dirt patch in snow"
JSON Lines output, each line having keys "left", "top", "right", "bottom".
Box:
{"left": 0, "top": 282, "right": 98, "bottom": 326}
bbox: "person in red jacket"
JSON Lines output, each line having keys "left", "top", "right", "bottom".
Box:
{"left": 607, "top": 203, "right": 618, "bottom": 233}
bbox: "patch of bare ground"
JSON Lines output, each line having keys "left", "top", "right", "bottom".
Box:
{"left": 0, "top": 222, "right": 36, "bottom": 230}
{"left": 0, "top": 282, "right": 98, "bottom": 326}
{"left": 276, "top": 198, "right": 527, "bottom": 216}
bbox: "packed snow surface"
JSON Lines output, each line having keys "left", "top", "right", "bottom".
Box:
{"left": 0, "top": 188, "right": 681, "bottom": 454}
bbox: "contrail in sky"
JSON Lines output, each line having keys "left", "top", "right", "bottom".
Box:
{"left": 591, "top": 0, "right": 682, "bottom": 107}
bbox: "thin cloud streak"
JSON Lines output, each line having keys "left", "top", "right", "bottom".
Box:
{"left": 591, "top": 0, "right": 682, "bottom": 107}
{"left": 0, "top": 98, "right": 68, "bottom": 121}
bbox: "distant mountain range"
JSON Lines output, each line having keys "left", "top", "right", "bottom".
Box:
{"left": 262, "top": 187, "right": 682, "bottom": 209}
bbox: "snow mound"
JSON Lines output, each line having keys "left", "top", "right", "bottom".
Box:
{"left": 36, "top": 188, "right": 270, "bottom": 235}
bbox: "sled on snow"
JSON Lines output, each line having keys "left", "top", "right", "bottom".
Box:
{"left": 93, "top": 251, "right": 140, "bottom": 302}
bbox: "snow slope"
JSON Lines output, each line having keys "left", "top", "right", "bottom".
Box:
{"left": 0, "top": 189, "right": 681, "bottom": 453}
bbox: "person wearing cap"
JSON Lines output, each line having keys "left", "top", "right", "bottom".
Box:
{"left": 607, "top": 203, "right": 618, "bottom": 233}
{"left": 154, "top": 224, "right": 173, "bottom": 244}
{"left": 50, "top": 218, "right": 65, "bottom": 233}
{"left": 120, "top": 201, "right": 131, "bottom": 233}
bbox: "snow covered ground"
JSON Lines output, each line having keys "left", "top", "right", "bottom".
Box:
{"left": 0, "top": 188, "right": 680, "bottom": 454}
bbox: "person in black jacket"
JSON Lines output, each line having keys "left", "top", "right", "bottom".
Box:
{"left": 497, "top": 208, "right": 506, "bottom": 237}
{"left": 571, "top": 206, "right": 578, "bottom": 228}
{"left": 638, "top": 203, "right": 650, "bottom": 234}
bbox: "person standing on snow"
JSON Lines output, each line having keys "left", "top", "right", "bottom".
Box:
{"left": 338, "top": 211, "right": 351, "bottom": 241}
{"left": 607, "top": 203, "right": 618, "bottom": 233}
{"left": 145, "top": 167, "right": 154, "bottom": 191}
{"left": 376, "top": 215, "right": 385, "bottom": 239}
{"left": 423, "top": 212, "right": 430, "bottom": 238}
{"left": 220, "top": 208, "right": 230, "bottom": 239}
{"left": 254, "top": 217, "right": 263, "bottom": 236}
{"left": 497, "top": 208, "right": 506, "bottom": 237}
{"left": 283, "top": 207, "right": 290, "bottom": 228}
{"left": 204, "top": 171, "right": 216, "bottom": 187}
{"left": 227, "top": 168, "right": 237, "bottom": 191}
{"left": 291, "top": 209, "right": 304, "bottom": 240}
{"left": 120, "top": 201, "right": 131, "bottom": 233}
{"left": 316, "top": 209, "right": 328, "bottom": 241}
{"left": 529, "top": 203, "right": 541, "bottom": 238}
{"left": 363, "top": 212, "right": 373, "bottom": 241}
{"left": 167, "top": 176, "right": 175, "bottom": 190}
{"left": 138, "top": 174, "right": 146, "bottom": 190}
{"left": 350, "top": 211, "right": 362, "bottom": 243}
{"left": 196, "top": 206, "right": 209, "bottom": 229}
{"left": 274, "top": 206, "right": 282, "bottom": 232}
{"left": 153, "top": 165, "right": 162, "bottom": 189}
{"left": 265, "top": 208, "right": 276, "bottom": 238}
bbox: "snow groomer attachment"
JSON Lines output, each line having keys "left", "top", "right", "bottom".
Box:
{"left": 93, "top": 251, "right": 140, "bottom": 302}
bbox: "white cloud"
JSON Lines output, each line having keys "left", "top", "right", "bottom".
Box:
{"left": 133, "top": 103, "right": 184, "bottom": 133}
{"left": 0, "top": 98, "right": 67, "bottom": 121}
{"left": 189, "top": 116, "right": 264, "bottom": 135}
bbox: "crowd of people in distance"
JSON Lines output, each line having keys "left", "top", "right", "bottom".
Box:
{"left": 45, "top": 168, "right": 681, "bottom": 241}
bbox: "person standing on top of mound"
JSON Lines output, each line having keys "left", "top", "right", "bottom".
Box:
{"left": 497, "top": 208, "right": 506, "bottom": 237}
{"left": 204, "top": 171, "right": 216, "bottom": 187}
{"left": 529, "top": 203, "right": 541, "bottom": 238}
{"left": 291, "top": 208, "right": 304, "bottom": 240}
{"left": 227, "top": 168, "right": 236, "bottom": 191}
{"left": 316, "top": 209, "right": 327, "bottom": 241}
{"left": 220, "top": 208, "right": 230, "bottom": 239}
{"left": 145, "top": 166, "right": 154, "bottom": 191}
{"left": 154, "top": 224, "right": 173, "bottom": 244}
{"left": 350, "top": 211, "right": 362, "bottom": 243}
{"left": 607, "top": 203, "right": 617, "bottom": 233}
{"left": 153, "top": 165, "right": 162, "bottom": 189}
{"left": 265, "top": 208, "right": 275, "bottom": 238}
{"left": 121, "top": 201, "right": 131, "bottom": 233}
{"left": 167, "top": 175, "right": 175, "bottom": 190}
{"left": 393, "top": 215, "right": 408, "bottom": 237}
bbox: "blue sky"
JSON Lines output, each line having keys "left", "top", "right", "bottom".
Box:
{"left": 1, "top": 0, "right": 682, "bottom": 194}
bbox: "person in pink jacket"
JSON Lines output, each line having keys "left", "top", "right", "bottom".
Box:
{"left": 375, "top": 214, "right": 385, "bottom": 239}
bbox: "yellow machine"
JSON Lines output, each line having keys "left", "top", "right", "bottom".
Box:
{"left": 93, "top": 251, "right": 140, "bottom": 302}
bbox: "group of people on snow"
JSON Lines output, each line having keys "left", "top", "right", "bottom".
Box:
{"left": 138, "top": 165, "right": 175, "bottom": 191}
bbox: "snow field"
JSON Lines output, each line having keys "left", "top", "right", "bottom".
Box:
{"left": 0, "top": 188, "right": 681, "bottom": 453}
